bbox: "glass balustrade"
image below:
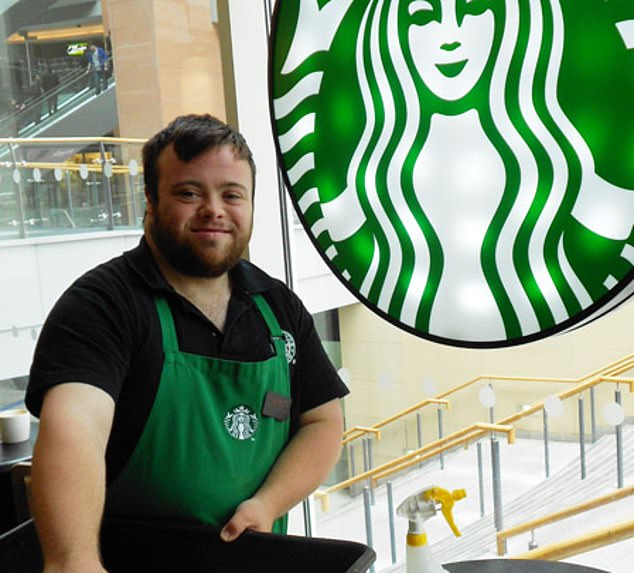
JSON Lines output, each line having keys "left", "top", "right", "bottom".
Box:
{"left": 0, "top": 137, "right": 146, "bottom": 240}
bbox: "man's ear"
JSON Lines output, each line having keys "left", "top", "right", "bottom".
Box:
{"left": 144, "top": 189, "right": 154, "bottom": 214}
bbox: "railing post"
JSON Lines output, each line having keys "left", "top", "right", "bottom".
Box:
{"left": 362, "top": 437, "right": 375, "bottom": 504}
{"left": 437, "top": 407, "right": 445, "bottom": 470}
{"left": 362, "top": 437, "right": 369, "bottom": 472}
{"left": 129, "top": 173, "right": 138, "bottom": 223}
{"left": 302, "top": 497, "right": 315, "bottom": 537}
{"left": 99, "top": 141, "right": 114, "bottom": 230}
{"left": 578, "top": 394, "right": 586, "bottom": 480}
{"left": 416, "top": 411, "right": 424, "bottom": 469}
{"left": 347, "top": 442, "right": 356, "bottom": 479}
{"left": 9, "top": 144, "right": 26, "bottom": 238}
{"left": 477, "top": 441, "right": 485, "bottom": 518}
{"left": 529, "top": 529, "right": 539, "bottom": 550}
{"left": 12, "top": 167, "right": 27, "bottom": 239}
{"left": 65, "top": 169, "right": 74, "bottom": 219}
{"left": 387, "top": 481, "right": 397, "bottom": 564}
{"left": 363, "top": 486, "right": 375, "bottom": 573}
{"left": 416, "top": 411, "right": 423, "bottom": 449}
{"left": 615, "top": 388, "right": 624, "bottom": 489}
{"left": 590, "top": 386, "right": 597, "bottom": 443}
{"left": 491, "top": 435, "right": 504, "bottom": 532}
{"left": 543, "top": 409, "right": 550, "bottom": 478}
{"left": 368, "top": 437, "right": 375, "bottom": 504}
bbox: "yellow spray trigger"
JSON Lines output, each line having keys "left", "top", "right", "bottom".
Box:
{"left": 422, "top": 487, "right": 466, "bottom": 537}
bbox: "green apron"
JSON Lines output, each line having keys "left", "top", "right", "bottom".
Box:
{"left": 106, "top": 295, "right": 290, "bottom": 533}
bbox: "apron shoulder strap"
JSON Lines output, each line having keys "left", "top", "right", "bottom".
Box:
{"left": 251, "top": 294, "right": 288, "bottom": 360}
{"left": 251, "top": 293, "right": 283, "bottom": 337}
{"left": 153, "top": 297, "right": 179, "bottom": 352}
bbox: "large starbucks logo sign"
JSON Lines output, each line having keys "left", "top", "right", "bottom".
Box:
{"left": 269, "top": 0, "right": 634, "bottom": 348}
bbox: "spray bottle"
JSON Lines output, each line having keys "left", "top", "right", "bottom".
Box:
{"left": 396, "top": 485, "right": 466, "bottom": 573}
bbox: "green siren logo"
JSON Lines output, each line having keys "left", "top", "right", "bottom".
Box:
{"left": 269, "top": 0, "right": 634, "bottom": 347}
{"left": 224, "top": 405, "right": 258, "bottom": 441}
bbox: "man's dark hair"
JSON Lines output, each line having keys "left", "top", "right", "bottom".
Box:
{"left": 142, "top": 114, "right": 256, "bottom": 204}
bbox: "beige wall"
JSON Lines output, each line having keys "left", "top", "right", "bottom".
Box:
{"left": 340, "top": 300, "right": 634, "bottom": 462}
{"left": 103, "top": 0, "right": 226, "bottom": 138}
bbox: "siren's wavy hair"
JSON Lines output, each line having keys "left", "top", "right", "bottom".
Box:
{"left": 348, "top": 0, "right": 592, "bottom": 337}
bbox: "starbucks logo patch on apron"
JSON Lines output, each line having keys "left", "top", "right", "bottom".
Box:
{"left": 224, "top": 405, "right": 259, "bottom": 441}
{"left": 281, "top": 330, "right": 296, "bottom": 364}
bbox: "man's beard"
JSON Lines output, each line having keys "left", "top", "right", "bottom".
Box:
{"left": 149, "top": 215, "right": 248, "bottom": 278}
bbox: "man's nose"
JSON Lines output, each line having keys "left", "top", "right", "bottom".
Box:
{"left": 198, "top": 195, "right": 224, "bottom": 217}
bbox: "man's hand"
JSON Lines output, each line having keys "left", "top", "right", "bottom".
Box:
{"left": 220, "top": 497, "right": 275, "bottom": 542}
{"left": 219, "top": 399, "right": 344, "bottom": 543}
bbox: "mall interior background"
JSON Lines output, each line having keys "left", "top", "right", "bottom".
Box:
{"left": 1, "top": 0, "right": 633, "bottom": 548}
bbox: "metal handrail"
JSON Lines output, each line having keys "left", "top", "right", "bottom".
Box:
{"left": 342, "top": 398, "right": 450, "bottom": 445}
{"left": 316, "top": 422, "right": 515, "bottom": 510}
{"left": 369, "top": 422, "right": 515, "bottom": 486}
{"left": 321, "top": 365, "right": 634, "bottom": 517}
{"left": 0, "top": 136, "right": 146, "bottom": 144}
{"left": 316, "top": 368, "right": 633, "bottom": 569}
{"left": 513, "top": 518, "right": 634, "bottom": 561}
{"left": 342, "top": 426, "right": 382, "bottom": 445}
{"left": 341, "top": 353, "right": 634, "bottom": 447}
{"left": 496, "top": 374, "right": 634, "bottom": 428}
{"left": 0, "top": 160, "right": 140, "bottom": 175}
{"left": 435, "top": 353, "right": 634, "bottom": 402}
{"left": 497, "top": 484, "right": 634, "bottom": 555}
{"left": 0, "top": 69, "right": 88, "bottom": 136}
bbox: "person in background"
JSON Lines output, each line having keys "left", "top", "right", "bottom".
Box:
{"left": 6, "top": 97, "right": 26, "bottom": 134}
{"left": 26, "top": 113, "right": 347, "bottom": 573}
{"left": 86, "top": 43, "right": 108, "bottom": 95}
{"left": 26, "top": 72, "right": 44, "bottom": 125}
{"left": 41, "top": 65, "right": 60, "bottom": 116}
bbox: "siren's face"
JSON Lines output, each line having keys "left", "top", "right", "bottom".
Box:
{"left": 407, "top": 0, "right": 495, "bottom": 101}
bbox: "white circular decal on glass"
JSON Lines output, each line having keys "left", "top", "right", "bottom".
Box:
{"left": 269, "top": 1, "right": 634, "bottom": 347}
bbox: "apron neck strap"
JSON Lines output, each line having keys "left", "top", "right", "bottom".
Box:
{"left": 154, "top": 297, "right": 179, "bottom": 352}
{"left": 252, "top": 294, "right": 288, "bottom": 361}
{"left": 251, "top": 293, "right": 282, "bottom": 338}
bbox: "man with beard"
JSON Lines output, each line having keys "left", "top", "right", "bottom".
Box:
{"left": 26, "top": 115, "right": 348, "bottom": 573}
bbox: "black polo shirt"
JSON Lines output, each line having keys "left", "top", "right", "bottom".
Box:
{"left": 26, "top": 238, "right": 348, "bottom": 482}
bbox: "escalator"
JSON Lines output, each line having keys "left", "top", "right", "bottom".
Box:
{"left": 0, "top": 68, "right": 118, "bottom": 139}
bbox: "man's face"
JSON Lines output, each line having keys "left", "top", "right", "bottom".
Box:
{"left": 146, "top": 144, "right": 254, "bottom": 278}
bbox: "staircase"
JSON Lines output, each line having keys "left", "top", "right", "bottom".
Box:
{"left": 312, "top": 426, "right": 634, "bottom": 572}
{"left": 379, "top": 425, "right": 634, "bottom": 572}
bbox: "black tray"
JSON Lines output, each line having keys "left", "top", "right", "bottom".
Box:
{"left": 444, "top": 559, "right": 608, "bottom": 573}
{"left": 0, "top": 518, "right": 375, "bottom": 573}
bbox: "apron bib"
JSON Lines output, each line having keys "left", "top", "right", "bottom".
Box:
{"left": 106, "top": 295, "right": 290, "bottom": 533}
